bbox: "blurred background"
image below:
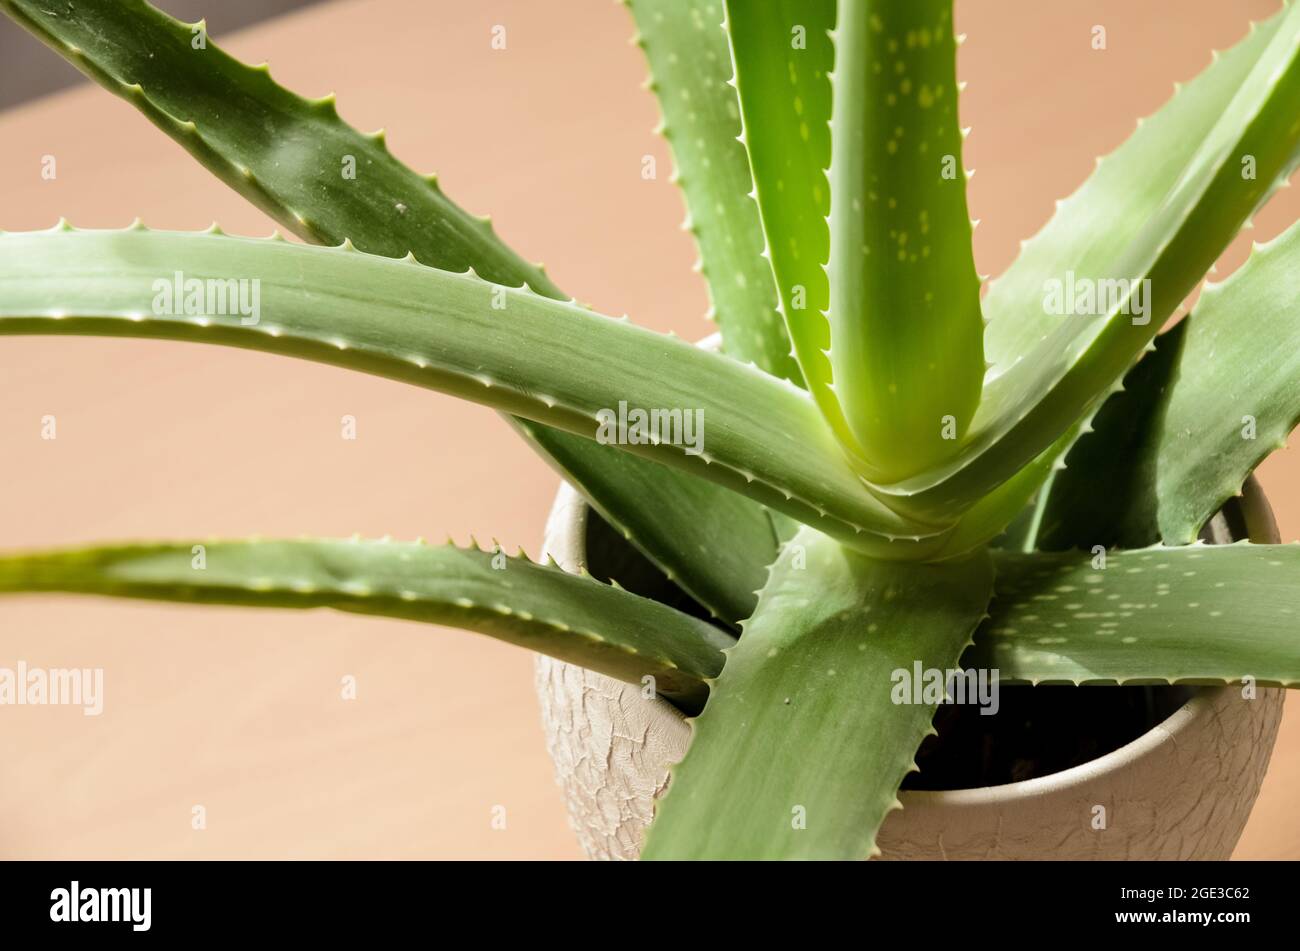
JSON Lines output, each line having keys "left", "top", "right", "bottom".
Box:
{"left": 0, "top": 0, "right": 321, "bottom": 108}
{"left": 0, "top": 0, "right": 1295, "bottom": 859}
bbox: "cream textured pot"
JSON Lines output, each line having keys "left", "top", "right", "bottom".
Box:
{"left": 535, "top": 477, "right": 1284, "bottom": 861}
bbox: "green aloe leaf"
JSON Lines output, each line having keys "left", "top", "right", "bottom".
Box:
{"left": 974, "top": 544, "right": 1300, "bottom": 687}
{"left": 0, "top": 226, "right": 947, "bottom": 555}
{"left": 626, "top": 0, "right": 800, "bottom": 382}
{"left": 828, "top": 0, "right": 984, "bottom": 480}
{"left": 1032, "top": 324, "right": 1188, "bottom": 551}
{"left": 1038, "top": 220, "right": 1300, "bottom": 549}
{"left": 932, "top": 422, "right": 1081, "bottom": 559}
{"left": 0, "top": 0, "right": 554, "bottom": 290}
{"left": 982, "top": 9, "right": 1290, "bottom": 373}
{"left": 987, "top": 393, "right": 1125, "bottom": 554}
{"left": 641, "top": 528, "right": 994, "bottom": 860}
{"left": 509, "top": 419, "right": 775, "bottom": 623}
{"left": 0, "top": 538, "right": 733, "bottom": 710}
{"left": 0, "top": 0, "right": 779, "bottom": 623}
{"left": 873, "top": 3, "right": 1300, "bottom": 522}
{"left": 725, "top": 0, "right": 860, "bottom": 454}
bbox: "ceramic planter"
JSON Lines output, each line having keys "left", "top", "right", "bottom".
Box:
{"left": 535, "top": 474, "right": 1284, "bottom": 860}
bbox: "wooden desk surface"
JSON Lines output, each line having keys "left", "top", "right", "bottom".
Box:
{"left": 0, "top": 0, "right": 1295, "bottom": 859}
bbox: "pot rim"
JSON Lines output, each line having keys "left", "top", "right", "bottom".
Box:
{"left": 545, "top": 472, "right": 1280, "bottom": 809}
{"left": 905, "top": 473, "right": 1278, "bottom": 806}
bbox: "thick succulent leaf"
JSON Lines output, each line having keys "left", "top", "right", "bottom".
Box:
{"left": 0, "top": 538, "right": 733, "bottom": 710}
{"left": 725, "top": 0, "right": 859, "bottom": 453}
{"left": 828, "top": 0, "right": 984, "bottom": 480}
{"left": 932, "top": 422, "right": 1081, "bottom": 559}
{"left": 974, "top": 544, "right": 1300, "bottom": 687}
{"left": 514, "top": 451, "right": 776, "bottom": 623}
{"left": 992, "top": 501, "right": 1043, "bottom": 554}
{"left": 1032, "top": 324, "right": 1188, "bottom": 551}
{"left": 0, "top": 0, "right": 778, "bottom": 625}
{"left": 509, "top": 418, "right": 775, "bottom": 623}
{"left": 873, "top": 4, "right": 1300, "bottom": 521}
{"left": 626, "top": 0, "right": 800, "bottom": 382}
{"left": 0, "top": 227, "right": 949, "bottom": 555}
{"left": 983, "top": 9, "right": 1288, "bottom": 371}
{"left": 641, "top": 528, "right": 994, "bottom": 860}
{"left": 991, "top": 393, "right": 1124, "bottom": 554}
{"left": 1039, "top": 221, "right": 1300, "bottom": 549}
{"left": 0, "top": 0, "right": 556, "bottom": 291}
{"left": 985, "top": 418, "right": 1102, "bottom": 554}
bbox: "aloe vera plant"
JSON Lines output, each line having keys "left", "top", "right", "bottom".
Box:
{"left": 3, "top": 0, "right": 1300, "bottom": 860}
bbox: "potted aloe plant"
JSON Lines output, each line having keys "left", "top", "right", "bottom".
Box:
{"left": 2, "top": 0, "right": 1299, "bottom": 860}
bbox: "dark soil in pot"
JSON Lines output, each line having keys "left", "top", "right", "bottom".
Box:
{"left": 901, "top": 683, "right": 1195, "bottom": 789}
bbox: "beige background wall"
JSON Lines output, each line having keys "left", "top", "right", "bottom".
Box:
{"left": 0, "top": 0, "right": 1295, "bottom": 859}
